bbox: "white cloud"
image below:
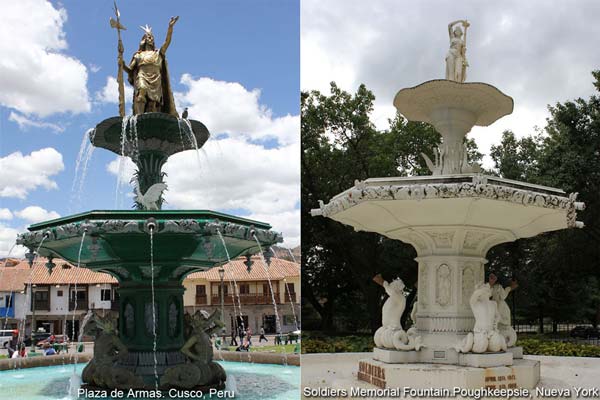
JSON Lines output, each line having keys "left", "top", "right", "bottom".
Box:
{"left": 8, "top": 111, "right": 65, "bottom": 133}
{"left": 89, "top": 64, "right": 101, "bottom": 73}
{"left": 0, "top": 148, "right": 65, "bottom": 199}
{"left": 302, "top": 0, "right": 600, "bottom": 168}
{"left": 0, "top": 209, "right": 13, "bottom": 220}
{"left": 95, "top": 76, "right": 134, "bottom": 105}
{"left": 0, "top": 0, "right": 90, "bottom": 116}
{"left": 0, "top": 224, "right": 26, "bottom": 258}
{"left": 14, "top": 206, "right": 60, "bottom": 223}
{"left": 176, "top": 75, "right": 299, "bottom": 146}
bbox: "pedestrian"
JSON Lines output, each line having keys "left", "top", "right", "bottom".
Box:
{"left": 259, "top": 326, "right": 268, "bottom": 343}
{"left": 230, "top": 329, "right": 238, "bottom": 346}
{"left": 15, "top": 343, "right": 27, "bottom": 358}
{"left": 238, "top": 325, "right": 245, "bottom": 344}
{"left": 7, "top": 332, "right": 18, "bottom": 358}
{"left": 246, "top": 327, "right": 252, "bottom": 345}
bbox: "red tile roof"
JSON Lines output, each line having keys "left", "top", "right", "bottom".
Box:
{"left": 0, "top": 256, "right": 299, "bottom": 288}
{"left": 0, "top": 258, "right": 117, "bottom": 287}
{"left": 186, "top": 256, "right": 299, "bottom": 282}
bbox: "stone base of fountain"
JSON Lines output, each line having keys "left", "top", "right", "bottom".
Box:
{"left": 373, "top": 346, "right": 520, "bottom": 367}
{"left": 358, "top": 357, "right": 540, "bottom": 389}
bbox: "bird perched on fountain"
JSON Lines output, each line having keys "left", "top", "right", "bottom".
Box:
{"left": 182, "top": 107, "right": 188, "bottom": 119}
{"left": 134, "top": 182, "right": 168, "bottom": 210}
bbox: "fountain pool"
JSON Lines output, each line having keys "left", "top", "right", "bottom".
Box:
{"left": 0, "top": 362, "right": 299, "bottom": 400}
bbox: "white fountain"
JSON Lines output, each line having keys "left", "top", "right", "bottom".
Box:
{"left": 311, "top": 20, "right": 585, "bottom": 390}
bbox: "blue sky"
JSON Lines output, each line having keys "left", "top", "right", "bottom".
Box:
{"left": 0, "top": 0, "right": 300, "bottom": 256}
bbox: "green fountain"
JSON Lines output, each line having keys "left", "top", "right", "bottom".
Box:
{"left": 16, "top": 11, "right": 281, "bottom": 391}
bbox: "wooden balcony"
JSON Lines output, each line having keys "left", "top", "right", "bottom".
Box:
{"left": 284, "top": 291, "right": 297, "bottom": 303}
{"left": 211, "top": 293, "right": 280, "bottom": 305}
{"left": 69, "top": 301, "right": 88, "bottom": 311}
{"left": 32, "top": 300, "right": 50, "bottom": 311}
{"left": 195, "top": 295, "right": 207, "bottom": 305}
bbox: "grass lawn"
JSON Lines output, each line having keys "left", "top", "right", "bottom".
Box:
{"left": 221, "top": 344, "right": 298, "bottom": 354}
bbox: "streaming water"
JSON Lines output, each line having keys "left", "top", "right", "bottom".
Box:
{"left": 216, "top": 230, "right": 250, "bottom": 361}
{"left": 71, "top": 231, "right": 86, "bottom": 374}
{"left": 177, "top": 117, "right": 202, "bottom": 170}
{"left": 14, "top": 236, "right": 47, "bottom": 365}
{"left": 70, "top": 129, "right": 96, "bottom": 212}
{"left": 149, "top": 227, "right": 159, "bottom": 390}
{"left": 283, "top": 248, "right": 300, "bottom": 331}
{"left": 114, "top": 115, "right": 139, "bottom": 209}
{"left": 251, "top": 234, "right": 287, "bottom": 364}
{"left": 283, "top": 278, "right": 299, "bottom": 332}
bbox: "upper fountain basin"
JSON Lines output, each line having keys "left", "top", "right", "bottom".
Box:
{"left": 393, "top": 80, "right": 514, "bottom": 139}
{"left": 311, "top": 175, "right": 583, "bottom": 256}
{"left": 16, "top": 210, "right": 283, "bottom": 281}
{"left": 92, "top": 112, "right": 210, "bottom": 158}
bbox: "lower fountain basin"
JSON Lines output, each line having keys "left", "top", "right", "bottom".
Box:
{"left": 0, "top": 361, "right": 300, "bottom": 400}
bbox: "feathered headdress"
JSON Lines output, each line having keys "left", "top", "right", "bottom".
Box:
{"left": 140, "top": 24, "right": 153, "bottom": 36}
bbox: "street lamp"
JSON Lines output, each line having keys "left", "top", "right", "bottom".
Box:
{"left": 218, "top": 267, "right": 225, "bottom": 338}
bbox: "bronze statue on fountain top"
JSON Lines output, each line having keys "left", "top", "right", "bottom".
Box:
{"left": 121, "top": 17, "right": 179, "bottom": 117}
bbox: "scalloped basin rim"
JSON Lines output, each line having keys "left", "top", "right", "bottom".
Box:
{"left": 393, "top": 79, "right": 514, "bottom": 127}
{"left": 27, "top": 210, "right": 272, "bottom": 231}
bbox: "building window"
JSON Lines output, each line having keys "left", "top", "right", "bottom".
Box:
{"left": 4, "top": 295, "right": 14, "bottom": 308}
{"left": 283, "top": 314, "right": 296, "bottom": 326}
{"left": 262, "top": 283, "right": 271, "bottom": 295}
{"left": 195, "top": 285, "right": 207, "bottom": 305}
{"left": 57, "top": 290, "right": 63, "bottom": 297}
{"left": 100, "top": 289, "right": 111, "bottom": 301}
{"left": 32, "top": 290, "right": 50, "bottom": 311}
{"left": 69, "top": 289, "right": 87, "bottom": 311}
{"left": 239, "top": 283, "right": 250, "bottom": 295}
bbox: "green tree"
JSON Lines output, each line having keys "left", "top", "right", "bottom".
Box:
{"left": 301, "top": 83, "right": 442, "bottom": 332}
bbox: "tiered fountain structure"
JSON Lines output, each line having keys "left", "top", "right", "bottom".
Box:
{"left": 311, "top": 21, "right": 585, "bottom": 389}
{"left": 16, "top": 14, "right": 281, "bottom": 391}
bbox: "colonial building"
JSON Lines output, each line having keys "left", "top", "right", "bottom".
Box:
{"left": 0, "top": 258, "right": 118, "bottom": 337}
{"left": 0, "top": 258, "right": 30, "bottom": 330}
{"left": 183, "top": 256, "right": 300, "bottom": 335}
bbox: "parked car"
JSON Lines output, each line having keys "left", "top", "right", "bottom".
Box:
{"left": 37, "top": 334, "right": 69, "bottom": 348}
{"left": 0, "top": 329, "right": 18, "bottom": 349}
{"left": 23, "top": 332, "right": 52, "bottom": 347}
{"left": 570, "top": 326, "right": 600, "bottom": 339}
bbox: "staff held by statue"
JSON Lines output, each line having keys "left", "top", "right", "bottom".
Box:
{"left": 110, "top": 1, "right": 127, "bottom": 117}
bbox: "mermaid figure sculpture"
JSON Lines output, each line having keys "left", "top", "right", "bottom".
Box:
{"left": 372, "top": 274, "right": 423, "bottom": 351}
{"left": 489, "top": 273, "right": 519, "bottom": 347}
{"left": 455, "top": 283, "right": 507, "bottom": 353}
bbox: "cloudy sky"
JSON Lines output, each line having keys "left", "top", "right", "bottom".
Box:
{"left": 0, "top": 0, "right": 299, "bottom": 257}
{"left": 302, "top": 0, "right": 600, "bottom": 167}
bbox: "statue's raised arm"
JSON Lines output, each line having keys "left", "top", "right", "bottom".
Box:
{"left": 161, "top": 16, "right": 179, "bottom": 55}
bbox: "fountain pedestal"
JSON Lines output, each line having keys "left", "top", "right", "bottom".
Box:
{"left": 312, "top": 79, "right": 584, "bottom": 389}
{"left": 18, "top": 211, "right": 282, "bottom": 389}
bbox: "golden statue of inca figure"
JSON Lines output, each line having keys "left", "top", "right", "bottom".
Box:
{"left": 122, "top": 16, "right": 179, "bottom": 117}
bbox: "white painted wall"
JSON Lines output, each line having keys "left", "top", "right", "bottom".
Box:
{"left": 15, "top": 291, "right": 28, "bottom": 321}
{"left": 88, "top": 285, "right": 113, "bottom": 310}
